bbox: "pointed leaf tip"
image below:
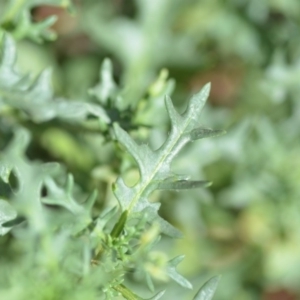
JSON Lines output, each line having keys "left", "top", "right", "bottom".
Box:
{"left": 194, "top": 83, "right": 211, "bottom": 102}
{"left": 205, "top": 82, "right": 211, "bottom": 91}
{"left": 0, "top": 200, "right": 17, "bottom": 236}
{"left": 185, "top": 83, "right": 211, "bottom": 118}
{"left": 193, "top": 275, "right": 221, "bottom": 300}
{"left": 84, "top": 190, "right": 98, "bottom": 211}
{"left": 165, "top": 95, "right": 182, "bottom": 126}
{"left": 167, "top": 255, "right": 193, "bottom": 289}
{"left": 146, "top": 290, "right": 165, "bottom": 300}
{"left": 102, "top": 58, "right": 112, "bottom": 70}
{"left": 200, "top": 83, "right": 211, "bottom": 100}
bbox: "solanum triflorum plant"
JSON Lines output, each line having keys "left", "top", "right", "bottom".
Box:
{"left": 0, "top": 31, "right": 223, "bottom": 299}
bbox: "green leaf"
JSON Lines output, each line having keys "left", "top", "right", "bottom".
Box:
{"left": 91, "top": 206, "right": 119, "bottom": 236}
{"left": 0, "top": 199, "right": 17, "bottom": 235}
{"left": 157, "top": 179, "right": 212, "bottom": 190}
{"left": 0, "top": 162, "right": 13, "bottom": 183}
{"left": 113, "top": 83, "right": 222, "bottom": 237}
{"left": 12, "top": 11, "right": 58, "bottom": 42}
{"left": 42, "top": 174, "right": 83, "bottom": 214}
{"left": 89, "top": 58, "right": 118, "bottom": 105}
{"left": 83, "top": 189, "right": 98, "bottom": 212}
{"left": 166, "top": 255, "right": 192, "bottom": 289}
{"left": 0, "top": 0, "right": 74, "bottom": 42}
{"left": 113, "top": 284, "right": 165, "bottom": 300}
{"left": 193, "top": 276, "right": 221, "bottom": 300}
{"left": 140, "top": 206, "right": 183, "bottom": 238}
{"left": 110, "top": 209, "right": 128, "bottom": 238}
{"left": 0, "top": 34, "right": 110, "bottom": 123}
{"left": 42, "top": 174, "right": 98, "bottom": 234}
{"left": 189, "top": 128, "right": 226, "bottom": 141}
{"left": 2, "top": 215, "right": 25, "bottom": 228}
{"left": 0, "top": 128, "right": 63, "bottom": 235}
{"left": 134, "top": 69, "right": 176, "bottom": 127}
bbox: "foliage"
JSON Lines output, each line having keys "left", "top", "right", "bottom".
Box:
{"left": 0, "top": 0, "right": 74, "bottom": 42}
{"left": 0, "top": 30, "right": 222, "bottom": 300}
{"left": 1, "top": 0, "right": 300, "bottom": 299}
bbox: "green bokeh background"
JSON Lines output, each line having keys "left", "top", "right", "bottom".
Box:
{"left": 1, "top": 0, "right": 300, "bottom": 299}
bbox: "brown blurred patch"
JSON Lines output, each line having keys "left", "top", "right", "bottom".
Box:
{"left": 33, "top": 5, "right": 78, "bottom": 36}
{"left": 262, "top": 289, "right": 297, "bottom": 300}
{"left": 189, "top": 65, "right": 244, "bottom": 107}
{"left": 55, "top": 33, "right": 96, "bottom": 56}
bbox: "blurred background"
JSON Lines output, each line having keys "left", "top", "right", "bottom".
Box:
{"left": 2, "top": 0, "right": 300, "bottom": 299}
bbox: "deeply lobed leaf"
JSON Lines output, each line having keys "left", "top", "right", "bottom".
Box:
{"left": 113, "top": 83, "right": 225, "bottom": 237}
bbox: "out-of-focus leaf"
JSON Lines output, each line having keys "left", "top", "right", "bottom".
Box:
{"left": 0, "top": 199, "right": 17, "bottom": 235}
{"left": 166, "top": 255, "right": 192, "bottom": 289}
{"left": 89, "top": 58, "right": 118, "bottom": 106}
{"left": 189, "top": 128, "right": 226, "bottom": 141}
{"left": 12, "top": 11, "right": 57, "bottom": 42}
{"left": 83, "top": 0, "right": 199, "bottom": 103}
{"left": 157, "top": 179, "right": 212, "bottom": 190}
{"left": 0, "top": 34, "right": 110, "bottom": 123}
{"left": 0, "top": 0, "right": 74, "bottom": 42}
{"left": 2, "top": 215, "right": 25, "bottom": 228}
{"left": 193, "top": 276, "right": 221, "bottom": 300}
{"left": 134, "top": 69, "right": 175, "bottom": 127}
{"left": 0, "top": 162, "right": 13, "bottom": 183}
{"left": 42, "top": 174, "right": 98, "bottom": 234}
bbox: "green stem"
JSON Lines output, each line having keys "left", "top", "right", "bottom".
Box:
{"left": 110, "top": 210, "right": 128, "bottom": 238}
{"left": 92, "top": 210, "right": 128, "bottom": 262}
{"left": 113, "top": 284, "right": 140, "bottom": 300}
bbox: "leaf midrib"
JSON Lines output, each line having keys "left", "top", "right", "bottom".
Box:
{"left": 127, "top": 107, "right": 194, "bottom": 212}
